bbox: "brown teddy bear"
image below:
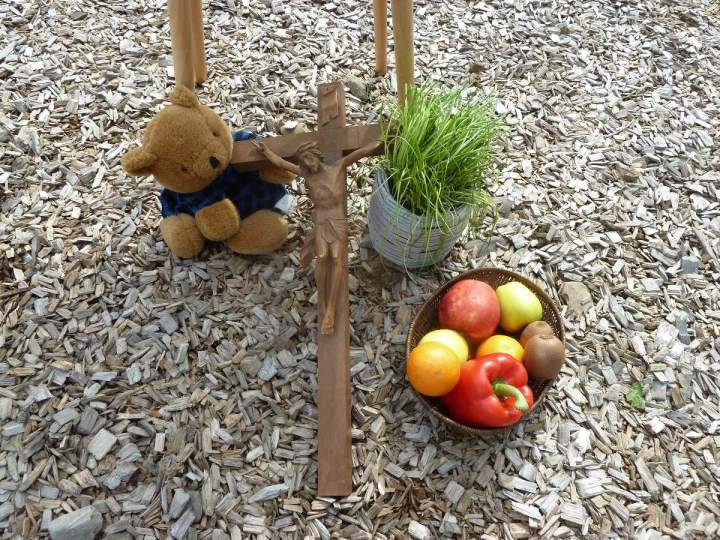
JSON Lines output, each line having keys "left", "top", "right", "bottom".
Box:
{"left": 122, "top": 85, "right": 296, "bottom": 258}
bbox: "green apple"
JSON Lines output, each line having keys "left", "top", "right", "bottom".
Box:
{"left": 496, "top": 281, "right": 543, "bottom": 333}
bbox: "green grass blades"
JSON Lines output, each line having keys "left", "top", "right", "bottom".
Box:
{"left": 379, "top": 83, "right": 503, "bottom": 236}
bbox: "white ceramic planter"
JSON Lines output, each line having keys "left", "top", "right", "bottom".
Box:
{"left": 367, "top": 168, "right": 471, "bottom": 269}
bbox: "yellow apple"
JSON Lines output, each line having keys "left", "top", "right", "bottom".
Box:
{"left": 496, "top": 281, "right": 543, "bottom": 333}
{"left": 419, "top": 329, "right": 469, "bottom": 362}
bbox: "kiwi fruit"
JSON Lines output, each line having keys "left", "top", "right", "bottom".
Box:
{"left": 519, "top": 320, "right": 554, "bottom": 348}
{"left": 523, "top": 334, "right": 565, "bottom": 380}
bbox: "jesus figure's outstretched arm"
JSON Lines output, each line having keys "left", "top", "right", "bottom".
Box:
{"left": 340, "top": 140, "right": 383, "bottom": 169}
{"left": 253, "top": 141, "right": 301, "bottom": 175}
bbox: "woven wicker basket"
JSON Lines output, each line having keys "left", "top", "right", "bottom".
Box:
{"left": 406, "top": 267, "right": 565, "bottom": 437}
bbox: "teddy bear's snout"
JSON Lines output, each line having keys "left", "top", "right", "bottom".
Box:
{"left": 209, "top": 156, "right": 220, "bottom": 169}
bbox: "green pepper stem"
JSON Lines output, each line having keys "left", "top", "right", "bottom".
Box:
{"left": 492, "top": 382, "right": 529, "bottom": 413}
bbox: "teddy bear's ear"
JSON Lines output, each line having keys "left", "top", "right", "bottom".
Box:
{"left": 169, "top": 85, "right": 200, "bottom": 108}
{"left": 122, "top": 147, "right": 158, "bottom": 176}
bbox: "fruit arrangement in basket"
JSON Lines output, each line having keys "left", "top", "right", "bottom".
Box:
{"left": 407, "top": 279, "right": 565, "bottom": 429}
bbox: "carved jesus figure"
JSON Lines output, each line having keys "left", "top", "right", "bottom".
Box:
{"left": 253, "top": 138, "right": 382, "bottom": 335}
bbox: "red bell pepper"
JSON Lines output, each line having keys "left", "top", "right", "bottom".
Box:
{"left": 441, "top": 353, "right": 534, "bottom": 428}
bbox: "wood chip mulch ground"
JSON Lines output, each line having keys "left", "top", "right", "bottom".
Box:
{"left": 1, "top": 0, "right": 719, "bottom": 539}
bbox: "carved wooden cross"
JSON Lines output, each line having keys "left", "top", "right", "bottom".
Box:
{"left": 231, "top": 82, "right": 383, "bottom": 496}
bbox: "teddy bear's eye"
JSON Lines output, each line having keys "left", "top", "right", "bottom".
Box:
{"left": 213, "top": 131, "right": 219, "bottom": 137}
{"left": 181, "top": 166, "right": 188, "bottom": 172}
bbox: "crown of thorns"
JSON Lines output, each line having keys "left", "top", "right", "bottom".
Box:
{"left": 296, "top": 141, "right": 323, "bottom": 159}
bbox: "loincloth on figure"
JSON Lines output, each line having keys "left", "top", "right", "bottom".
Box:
{"left": 316, "top": 217, "right": 348, "bottom": 245}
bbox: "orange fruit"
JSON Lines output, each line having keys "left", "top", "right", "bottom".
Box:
{"left": 406, "top": 342, "right": 462, "bottom": 396}
{"left": 476, "top": 335, "right": 524, "bottom": 361}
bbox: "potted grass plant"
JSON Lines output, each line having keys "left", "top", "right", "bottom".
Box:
{"left": 368, "top": 83, "right": 501, "bottom": 269}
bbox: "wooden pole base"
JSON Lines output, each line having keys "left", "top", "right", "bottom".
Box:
{"left": 391, "top": 0, "right": 414, "bottom": 103}
{"left": 168, "top": 0, "right": 206, "bottom": 89}
{"left": 168, "top": 0, "right": 195, "bottom": 90}
{"left": 190, "top": 0, "right": 207, "bottom": 84}
{"left": 373, "top": 0, "right": 388, "bottom": 76}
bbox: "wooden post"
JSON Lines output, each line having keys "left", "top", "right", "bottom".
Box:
{"left": 391, "top": 0, "right": 414, "bottom": 103}
{"left": 373, "top": 0, "right": 388, "bottom": 75}
{"left": 168, "top": 0, "right": 195, "bottom": 90}
{"left": 190, "top": 0, "right": 207, "bottom": 84}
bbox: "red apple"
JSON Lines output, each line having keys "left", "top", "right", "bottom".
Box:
{"left": 438, "top": 279, "right": 500, "bottom": 342}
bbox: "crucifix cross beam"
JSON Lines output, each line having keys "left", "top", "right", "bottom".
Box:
{"left": 231, "top": 124, "right": 380, "bottom": 172}
{"left": 231, "top": 82, "right": 383, "bottom": 496}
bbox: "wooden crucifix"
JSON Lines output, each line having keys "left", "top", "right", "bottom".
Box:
{"left": 231, "top": 82, "right": 383, "bottom": 496}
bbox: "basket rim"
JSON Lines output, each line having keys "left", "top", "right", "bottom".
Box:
{"left": 405, "top": 266, "right": 565, "bottom": 438}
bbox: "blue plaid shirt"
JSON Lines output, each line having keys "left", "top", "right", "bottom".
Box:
{"left": 160, "top": 131, "right": 287, "bottom": 219}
